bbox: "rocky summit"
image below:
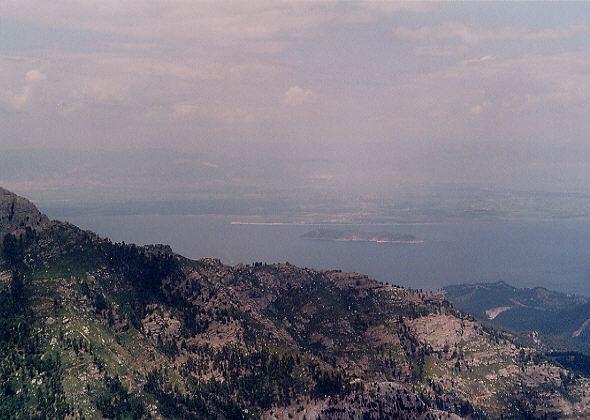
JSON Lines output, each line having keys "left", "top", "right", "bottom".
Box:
{"left": 2, "top": 187, "right": 590, "bottom": 419}
{"left": 0, "top": 187, "right": 49, "bottom": 238}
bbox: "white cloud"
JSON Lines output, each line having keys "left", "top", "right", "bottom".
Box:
{"left": 3, "top": 46, "right": 288, "bottom": 123}
{"left": 464, "top": 56, "right": 495, "bottom": 64}
{"left": 0, "top": 67, "right": 46, "bottom": 111}
{"left": 377, "top": 49, "right": 590, "bottom": 146}
{"left": 0, "top": 86, "right": 31, "bottom": 110}
{"left": 469, "top": 101, "right": 492, "bottom": 115}
{"left": 1, "top": 1, "right": 589, "bottom": 168}
{"left": 25, "top": 69, "right": 46, "bottom": 83}
{"left": 0, "top": 2, "right": 425, "bottom": 127}
{"left": 283, "top": 86, "right": 315, "bottom": 106}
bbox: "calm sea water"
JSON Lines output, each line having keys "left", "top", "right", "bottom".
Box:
{"left": 54, "top": 214, "right": 590, "bottom": 296}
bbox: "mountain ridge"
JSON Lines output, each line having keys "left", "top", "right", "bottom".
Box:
{"left": 443, "top": 281, "right": 590, "bottom": 359}
{"left": 2, "top": 187, "right": 590, "bottom": 419}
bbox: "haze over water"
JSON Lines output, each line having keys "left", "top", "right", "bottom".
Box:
{"left": 4, "top": 2, "right": 590, "bottom": 302}
{"left": 54, "top": 213, "right": 590, "bottom": 297}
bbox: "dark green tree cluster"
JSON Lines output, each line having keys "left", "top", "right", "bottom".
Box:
{"left": 144, "top": 367, "right": 247, "bottom": 419}
{"left": 1, "top": 232, "right": 70, "bottom": 419}
{"left": 100, "top": 241, "right": 180, "bottom": 300}
{"left": 2, "top": 231, "right": 34, "bottom": 302}
{"left": 145, "top": 341, "right": 355, "bottom": 418}
{"left": 95, "top": 374, "right": 145, "bottom": 419}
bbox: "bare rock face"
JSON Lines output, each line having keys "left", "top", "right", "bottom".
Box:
{"left": 0, "top": 187, "right": 49, "bottom": 237}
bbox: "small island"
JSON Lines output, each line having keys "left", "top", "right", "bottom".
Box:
{"left": 302, "top": 229, "right": 423, "bottom": 244}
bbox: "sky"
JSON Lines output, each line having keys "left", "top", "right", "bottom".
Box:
{"left": 2, "top": 1, "right": 590, "bottom": 206}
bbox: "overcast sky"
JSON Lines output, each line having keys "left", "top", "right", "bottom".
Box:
{"left": 2, "top": 1, "right": 590, "bottom": 203}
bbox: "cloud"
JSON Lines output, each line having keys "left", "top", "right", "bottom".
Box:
{"left": 1, "top": 46, "right": 288, "bottom": 123}
{"left": 377, "top": 49, "right": 590, "bottom": 147}
{"left": 1, "top": 1, "right": 589, "bottom": 182}
{"left": 26, "top": 69, "right": 46, "bottom": 83}
{"left": 0, "top": 2, "right": 426, "bottom": 128}
{"left": 0, "top": 87, "right": 31, "bottom": 110}
{"left": 469, "top": 101, "right": 492, "bottom": 115}
{"left": 202, "top": 161, "right": 219, "bottom": 169}
{"left": 1, "top": 1, "right": 426, "bottom": 47}
{"left": 283, "top": 86, "right": 315, "bottom": 106}
{"left": 171, "top": 103, "right": 255, "bottom": 124}
{"left": 0, "top": 68, "right": 46, "bottom": 111}
{"left": 464, "top": 56, "right": 495, "bottom": 64}
{"left": 414, "top": 44, "right": 470, "bottom": 57}
{"left": 394, "top": 22, "right": 590, "bottom": 47}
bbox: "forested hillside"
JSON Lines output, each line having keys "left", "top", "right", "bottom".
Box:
{"left": 2, "top": 187, "right": 590, "bottom": 419}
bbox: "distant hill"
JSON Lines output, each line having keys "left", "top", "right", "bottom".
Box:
{"left": 443, "top": 281, "right": 590, "bottom": 343}
{"left": 3, "top": 187, "right": 590, "bottom": 418}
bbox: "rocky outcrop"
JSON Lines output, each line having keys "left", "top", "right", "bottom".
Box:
{"left": 0, "top": 187, "right": 49, "bottom": 238}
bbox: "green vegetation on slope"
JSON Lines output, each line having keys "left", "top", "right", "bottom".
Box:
{"left": 2, "top": 187, "right": 590, "bottom": 419}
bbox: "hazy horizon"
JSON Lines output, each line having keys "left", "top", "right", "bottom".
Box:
{"left": 2, "top": 2, "right": 590, "bottom": 212}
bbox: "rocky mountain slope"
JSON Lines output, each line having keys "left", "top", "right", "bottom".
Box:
{"left": 2, "top": 187, "right": 590, "bottom": 419}
{"left": 444, "top": 281, "right": 590, "bottom": 343}
{"left": 0, "top": 186, "right": 48, "bottom": 237}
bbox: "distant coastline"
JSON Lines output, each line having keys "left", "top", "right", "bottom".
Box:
{"left": 302, "top": 229, "right": 423, "bottom": 244}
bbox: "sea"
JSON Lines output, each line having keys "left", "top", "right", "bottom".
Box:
{"left": 51, "top": 214, "right": 590, "bottom": 297}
